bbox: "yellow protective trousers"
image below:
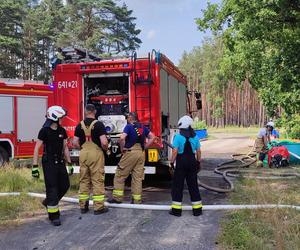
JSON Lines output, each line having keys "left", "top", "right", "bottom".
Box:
{"left": 113, "top": 144, "right": 145, "bottom": 204}
{"left": 254, "top": 138, "right": 268, "bottom": 167}
{"left": 79, "top": 120, "right": 105, "bottom": 210}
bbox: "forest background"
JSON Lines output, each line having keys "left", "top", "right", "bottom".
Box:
{"left": 1, "top": 0, "right": 299, "bottom": 137}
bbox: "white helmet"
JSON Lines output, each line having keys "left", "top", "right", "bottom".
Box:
{"left": 266, "top": 121, "right": 275, "bottom": 128}
{"left": 46, "top": 106, "right": 66, "bottom": 121}
{"left": 177, "top": 115, "right": 193, "bottom": 129}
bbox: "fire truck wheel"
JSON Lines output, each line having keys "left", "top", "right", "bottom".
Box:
{"left": 0, "top": 146, "right": 9, "bottom": 167}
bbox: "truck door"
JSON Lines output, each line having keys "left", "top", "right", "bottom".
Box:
{"left": 54, "top": 73, "right": 83, "bottom": 137}
{"left": 16, "top": 96, "right": 47, "bottom": 157}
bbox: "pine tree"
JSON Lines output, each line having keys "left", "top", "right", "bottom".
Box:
{"left": 59, "top": 0, "right": 141, "bottom": 56}
{"left": 0, "top": 0, "right": 27, "bottom": 78}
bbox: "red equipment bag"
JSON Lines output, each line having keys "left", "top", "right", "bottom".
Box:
{"left": 268, "top": 146, "right": 290, "bottom": 167}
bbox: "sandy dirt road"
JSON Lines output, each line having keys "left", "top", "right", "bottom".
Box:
{"left": 0, "top": 134, "right": 254, "bottom": 250}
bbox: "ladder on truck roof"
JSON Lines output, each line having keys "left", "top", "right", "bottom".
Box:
{"left": 132, "top": 51, "right": 155, "bottom": 129}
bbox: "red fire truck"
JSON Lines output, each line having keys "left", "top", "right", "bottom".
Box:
{"left": 0, "top": 79, "right": 54, "bottom": 165}
{"left": 52, "top": 49, "right": 191, "bottom": 174}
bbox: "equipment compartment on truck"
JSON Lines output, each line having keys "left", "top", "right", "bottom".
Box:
{"left": 52, "top": 51, "right": 189, "bottom": 175}
{"left": 0, "top": 79, "right": 54, "bottom": 165}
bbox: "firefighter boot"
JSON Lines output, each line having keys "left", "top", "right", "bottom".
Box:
{"left": 108, "top": 198, "right": 122, "bottom": 204}
{"left": 51, "top": 218, "right": 61, "bottom": 226}
{"left": 80, "top": 201, "right": 89, "bottom": 214}
{"left": 169, "top": 208, "right": 182, "bottom": 217}
{"left": 94, "top": 207, "right": 109, "bottom": 215}
{"left": 193, "top": 208, "right": 203, "bottom": 216}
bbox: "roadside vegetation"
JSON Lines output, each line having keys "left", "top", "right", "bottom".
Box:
{"left": 208, "top": 126, "right": 259, "bottom": 137}
{"left": 218, "top": 176, "right": 300, "bottom": 250}
{"left": 0, "top": 164, "right": 80, "bottom": 225}
{"left": 0, "top": 195, "right": 42, "bottom": 226}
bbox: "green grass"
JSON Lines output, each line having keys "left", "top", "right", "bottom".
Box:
{"left": 218, "top": 177, "right": 300, "bottom": 250}
{"left": 0, "top": 164, "right": 45, "bottom": 193}
{"left": 231, "top": 178, "right": 300, "bottom": 205}
{"left": 0, "top": 163, "right": 80, "bottom": 194}
{"left": 208, "top": 126, "right": 259, "bottom": 137}
{"left": 0, "top": 195, "right": 43, "bottom": 225}
{"left": 0, "top": 164, "right": 80, "bottom": 225}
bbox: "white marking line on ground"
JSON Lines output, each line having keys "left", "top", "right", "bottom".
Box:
{"left": 1, "top": 192, "right": 299, "bottom": 211}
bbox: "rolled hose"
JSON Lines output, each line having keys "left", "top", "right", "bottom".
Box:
{"left": 163, "top": 139, "right": 300, "bottom": 193}
{"left": 197, "top": 152, "right": 300, "bottom": 193}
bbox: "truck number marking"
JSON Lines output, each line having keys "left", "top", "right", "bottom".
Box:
{"left": 58, "top": 81, "right": 78, "bottom": 89}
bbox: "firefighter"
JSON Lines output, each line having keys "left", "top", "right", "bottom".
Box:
{"left": 32, "top": 106, "right": 72, "bottom": 226}
{"left": 255, "top": 121, "right": 275, "bottom": 167}
{"left": 109, "top": 112, "right": 155, "bottom": 204}
{"left": 73, "top": 104, "right": 108, "bottom": 215}
{"left": 169, "top": 115, "right": 202, "bottom": 217}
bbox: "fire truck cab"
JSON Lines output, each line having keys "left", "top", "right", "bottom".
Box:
{"left": 52, "top": 49, "right": 189, "bottom": 175}
{"left": 0, "top": 79, "right": 54, "bottom": 165}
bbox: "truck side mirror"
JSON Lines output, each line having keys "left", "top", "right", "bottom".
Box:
{"left": 196, "top": 100, "right": 202, "bottom": 110}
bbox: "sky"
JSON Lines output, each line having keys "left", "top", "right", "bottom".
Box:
{"left": 122, "top": 0, "right": 221, "bottom": 65}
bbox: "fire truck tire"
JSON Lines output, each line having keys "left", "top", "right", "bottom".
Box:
{"left": 0, "top": 146, "right": 9, "bottom": 167}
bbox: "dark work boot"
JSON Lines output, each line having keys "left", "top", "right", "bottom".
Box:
{"left": 51, "top": 218, "right": 61, "bottom": 226}
{"left": 80, "top": 201, "right": 89, "bottom": 214}
{"left": 193, "top": 208, "right": 203, "bottom": 216}
{"left": 169, "top": 208, "right": 182, "bottom": 217}
{"left": 107, "top": 198, "right": 122, "bottom": 204}
{"left": 94, "top": 207, "right": 109, "bottom": 215}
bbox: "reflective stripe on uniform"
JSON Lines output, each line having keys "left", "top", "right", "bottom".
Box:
{"left": 192, "top": 201, "right": 203, "bottom": 209}
{"left": 132, "top": 194, "right": 141, "bottom": 201}
{"left": 171, "top": 201, "right": 182, "bottom": 209}
{"left": 134, "top": 127, "right": 141, "bottom": 136}
{"left": 93, "top": 195, "right": 105, "bottom": 202}
{"left": 79, "top": 194, "right": 90, "bottom": 201}
{"left": 47, "top": 205, "right": 59, "bottom": 213}
{"left": 113, "top": 189, "right": 124, "bottom": 197}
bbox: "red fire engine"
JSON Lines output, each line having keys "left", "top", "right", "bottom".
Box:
{"left": 0, "top": 79, "right": 54, "bottom": 165}
{"left": 52, "top": 49, "right": 190, "bottom": 174}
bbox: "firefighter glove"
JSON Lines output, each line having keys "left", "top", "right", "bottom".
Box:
{"left": 32, "top": 165, "right": 40, "bottom": 179}
{"left": 169, "top": 162, "right": 175, "bottom": 176}
{"left": 67, "top": 162, "right": 74, "bottom": 176}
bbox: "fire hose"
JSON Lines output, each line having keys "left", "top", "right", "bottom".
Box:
{"left": 163, "top": 140, "right": 300, "bottom": 194}
{"left": 0, "top": 193, "right": 299, "bottom": 211}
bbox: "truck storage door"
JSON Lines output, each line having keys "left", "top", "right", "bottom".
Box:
{"left": 54, "top": 74, "right": 82, "bottom": 137}
{"left": 0, "top": 96, "right": 15, "bottom": 157}
{"left": 16, "top": 96, "right": 47, "bottom": 157}
{"left": 0, "top": 96, "right": 14, "bottom": 134}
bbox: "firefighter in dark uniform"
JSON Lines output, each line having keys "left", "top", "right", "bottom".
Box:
{"left": 109, "top": 112, "right": 155, "bottom": 204}
{"left": 73, "top": 104, "right": 108, "bottom": 215}
{"left": 32, "top": 106, "right": 72, "bottom": 226}
{"left": 169, "top": 115, "right": 202, "bottom": 217}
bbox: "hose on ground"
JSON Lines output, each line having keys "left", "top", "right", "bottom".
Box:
{"left": 164, "top": 139, "right": 300, "bottom": 194}
{"left": 0, "top": 192, "right": 299, "bottom": 211}
{"left": 197, "top": 150, "right": 300, "bottom": 193}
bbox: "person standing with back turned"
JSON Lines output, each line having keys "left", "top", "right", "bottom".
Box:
{"left": 32, "top": 106, "right": 72, "bottom": 226}
{"left": 109, "top": 112, "right": 155, "bottom": 204}
{"left": 169, "top": 115, "right": 202, "bottom": 217}
{"left": 73, "top": 104, "right": 109, "bottom": 215}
